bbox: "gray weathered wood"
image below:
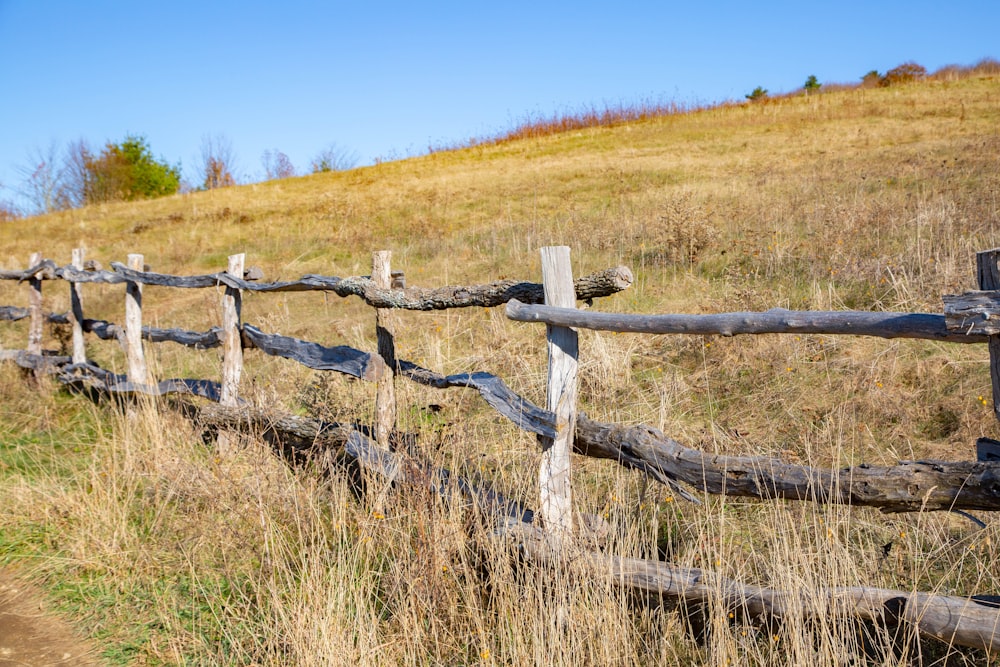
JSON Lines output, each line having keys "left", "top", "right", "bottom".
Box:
{"left": 124, "top": 253, "right": 150, "bottom": 385}
{"left": 69, "top": 249, "right": 86, "bottom": 364}
{"left": 943, "top": 290, "right": 1000, "bottom": 335}
{"left": 220, "top": 253, "right": 245, "bottom": 406}
{"left": 506, "top": 300, "right": 988, "bottom": 343}
{"left": 502, "top": 520, "right": 1000, "bottom": 652}
{"left": 539, "top": 246, "right": 577, "bottom": 540}
{"left": 373, "top": 250, "right": 397, "bottom": 449}
{"left": 977, "top": 249, "right": 1000, "bottom": 424}
{"left": 217, "top": 253, "right": 245, "bottom": 452}
{"left": 241, "top": 324, "right": 384, "bottom": 381}
{"left": 196, "top": 402, "right": 1000, "bottom": 653}
{"left": 575, "top": 415, "right": 1000, "bottom": 512}
{"left": 104, "top": 262, "right": 633, "bottom": 307}
{"left": 27, "top": 252, "right": 43, "bottom": 356}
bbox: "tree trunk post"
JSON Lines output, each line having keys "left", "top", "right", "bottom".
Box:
{"left": 977, "top": 249, "right": 1000, "bottom": 425}
{"left": 216, "top": 253, "right": 245, "bottom": 452}
{"left": 539, "top": 246, "right": 578, "bottom": 542}
{"left": 27, "top": 252, "right": 43, "bottom": 357}
{"left": 220, "top": 253, "right": 245, "bottom": 405}
{"left": 373, "top": 250, "right": 397, "bottom": 450}
{"left": 69, "top": 248, "right": 87, "bottom": 364}
{"left": 124, "top": 253, "right": 150, "bottom": 385}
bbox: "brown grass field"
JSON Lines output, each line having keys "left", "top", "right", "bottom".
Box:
{"left": 2, "top": 62, "right": 1000, "bottom": 665}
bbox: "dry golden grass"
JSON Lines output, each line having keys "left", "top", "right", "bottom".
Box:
{"left": 2, "top": 65, "right": 1000, "bottom": 664}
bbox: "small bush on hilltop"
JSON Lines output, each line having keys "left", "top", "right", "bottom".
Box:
{"left": 882, "top": 61, "right": 927, "bottom": 86}
{"left": 804, "top": 75, "right": 821, "bottom": 93}
{"left": 861, "top": 70, "right": 882, "bottom": 88}
{"left": 745, "top": 86, "right": 768, "bottom": 102}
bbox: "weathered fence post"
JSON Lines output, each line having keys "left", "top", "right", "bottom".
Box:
{"left": 220, "top": 253, "right": 245, "bottom": 405}
{"left": 977, "top": 249, "right": 1000, "bottom": 424}
{"left": 539, "top": 246, "right": 578, "bottom": 542}
{"left": 124, "top": 253, "right": 150, "bottom": 385}
{"left": 27, "top": 252, "right": 43, "bottom": 356}
{"left": 217, "top": 253, "right": 245, "bottom": 452}
{"left": 373, "top": 250, "right": 397, "bottom": 450}
{"left": 69, "top": 248, "right": 86, "bottom": 364}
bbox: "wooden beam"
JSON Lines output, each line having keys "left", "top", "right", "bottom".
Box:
{"left": 373, "top": 250, "right": 397, "bottom": 449}
{"left": 220, "top": 253, "right": 245, "bottom": 406}
{"left": 507, "top": 300, "right": 986, "bottom": 343}
{"left": 539, "top": 246, "right": 577, "bottom": 541}
{"left": 69, "top": 248, "right": 86, "bottom": 364}
{"left": 124, "top": 253, "right": 149, "bottom": 385}
{"left": 27, "top": 252, "right": 43, "bottom": 356}
{"left": 977, "top": 249, "right": 1000, "bottom": 425}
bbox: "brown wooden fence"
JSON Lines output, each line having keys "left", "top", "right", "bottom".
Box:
{"left": 4, "top": 246, "right": 1000, "bottom": 651}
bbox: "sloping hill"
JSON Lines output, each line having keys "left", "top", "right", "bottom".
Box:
{"left": 2, "top": 68, "right": 1000, "bottom": 665}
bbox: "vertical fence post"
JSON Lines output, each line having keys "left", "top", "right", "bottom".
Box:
{"left": 124, "top": 253, "right": 149, "bottom": 385}
{"left": 69, "top": 248, "right": 87, "bottom": 364}
{"left": 373, "top": 250, "right": 397, "bottom": 449}
{"left": 539, "top": 246, "right": 578, "bottom": 543}
{"left": 220, "top": 253, "right": 245, "bottom": 406}
{"left": 978, "top": 249, "right": 1000, "bottom": 424}
{"left": 27, "top": 252, "right": 43, "bottom": 356}
{"left": 217, "top": 253, "right": 245, "bottom": 452}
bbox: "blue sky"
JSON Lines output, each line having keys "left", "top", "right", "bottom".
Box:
{"left": 1, "top": 1, "right": 997, "bottom": 211}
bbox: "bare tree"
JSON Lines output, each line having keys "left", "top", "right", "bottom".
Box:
{"left": 14, "top": 142, "right": 72, "bottom": 214}
{"left": 0, "top": 193, "right": 20, "bottom": 222}
{"left": 61, "top": 139, "right": 93, "bottom": 208}
{"left": 310, "top": 143, "right": 359, "bottom": 173}
{"left": 199, "top": 134, "right": 238, "bottom": 190}
{"left": 262, "top": 149, "right": 296, "bottom": 180}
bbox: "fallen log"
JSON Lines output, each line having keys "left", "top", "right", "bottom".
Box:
{"left": 502, "top": 520, "right": 1000, "bottom": 652}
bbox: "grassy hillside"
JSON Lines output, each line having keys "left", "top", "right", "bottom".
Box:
{"left": 2, "top": 68, "right": 1000, "bottom": 665}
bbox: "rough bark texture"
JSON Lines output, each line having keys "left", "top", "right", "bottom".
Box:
{"left": 88, "top": 263, "right": 634, "bottom": 308}
{"left": 502, "top": 521, "right": 1000, "bottom": 652}
{"left": 373, "top": 251, "right": 397, "bottom": 449}
{"left": 27, "top": 252, "right": 43, "bottom": 356}
{"left": 943, "top": 291, "right": 1000, "bottom": 335}
{"left": 241, "top": 324, "right": 384, "bottom": 381}
{"left": 575, "top": 415, "right": 1000, "bottom": 512}
{"left": 539, "top": 246, "right": 577, "bottom": 539}
{"left": 976, "top": 249, "right": 1000, "bottom": 424}
{"left": 506, "top": 300, "right": 988, "bottom": 343}
{"left": 69, "top": 249, "right": 86, "bottom": 364}
{"left": 197, "top": 403, "right": 1000, "bottom": 653}
{"left": 124, "top": 254, "right": 149, "bottom": 385}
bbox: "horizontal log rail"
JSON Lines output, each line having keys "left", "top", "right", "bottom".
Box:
{"left": 2, "top": 259, "right": 633, "bottom": 310}
{"left": 506, "top": 300, "right": 988, "bottom": 343}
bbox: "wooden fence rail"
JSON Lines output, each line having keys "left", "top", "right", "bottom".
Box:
{"left": 5, "top": 246, "right": 1000, "bottom": 651}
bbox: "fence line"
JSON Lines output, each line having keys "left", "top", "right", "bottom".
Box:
{"left": 5, "top": 246, "right": 1000, "bottom": 651}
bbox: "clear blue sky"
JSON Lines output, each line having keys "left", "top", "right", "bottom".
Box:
{"left": 1, "top": 1, "right": 996, "bottom": 211}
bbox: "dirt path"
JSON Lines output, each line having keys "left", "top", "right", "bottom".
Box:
{"left": 0, "top": 568, "right": 100, "bottom": 666}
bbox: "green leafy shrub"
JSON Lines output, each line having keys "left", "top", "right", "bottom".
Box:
{"left": 745, "top": 86, "right": 768, "bottom": 102}
{"left": 804, "top": 75, "right": 821, "bottom": 93}
{"left": 81, "top": 135, "right": 180, "bottom": 203}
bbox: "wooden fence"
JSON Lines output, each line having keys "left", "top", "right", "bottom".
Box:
{"left": 4, "top": 245, "right": 1000, "bottom": 651}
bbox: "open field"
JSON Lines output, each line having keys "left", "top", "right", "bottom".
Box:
{"left": 2, "top": 66, "right": 1000, "bottom": 664}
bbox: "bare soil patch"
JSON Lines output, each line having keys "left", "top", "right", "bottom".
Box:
{"left": 0, "top": 567, "right": 100, "bottom": 666}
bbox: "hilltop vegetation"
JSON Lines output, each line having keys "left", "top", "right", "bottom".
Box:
{"left": 1, "top": 63, "right": 1000, "bottom": 665}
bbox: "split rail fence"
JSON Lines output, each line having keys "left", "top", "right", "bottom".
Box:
{"left": 5, "top": 245, "right": 1000, "bottom": 652}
